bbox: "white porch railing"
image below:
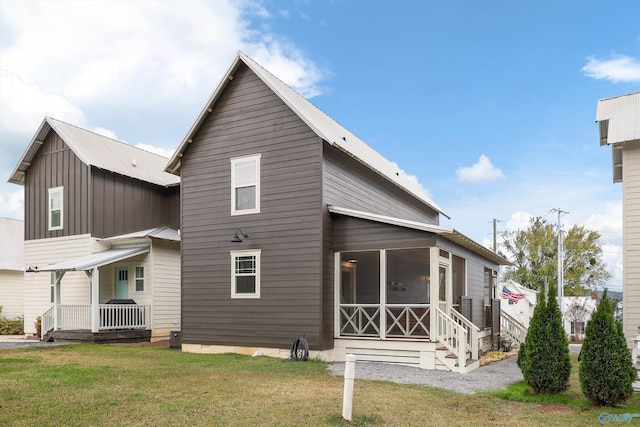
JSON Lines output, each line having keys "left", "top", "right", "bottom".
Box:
{"left": 500, "top": 309, "right": 527, "bottom": 345}
{"left": 435, "top": 307, "right": 468, "bottom": 368}
{"left": 450, "top": 308, "right": 479, "bottom": 360}
{"left": 41, "top": 304, "right": 150, "bottom": 335}
{"left": 339, "top": 304, "right": 431, "bottom": 339}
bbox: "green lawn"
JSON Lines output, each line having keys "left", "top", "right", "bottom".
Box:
{"left": 0, "top": 343, "right": 638, "bottom": 426}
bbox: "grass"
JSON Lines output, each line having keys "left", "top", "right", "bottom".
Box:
{"left": 0, "top": 343, "right": 638, "bottom": 426}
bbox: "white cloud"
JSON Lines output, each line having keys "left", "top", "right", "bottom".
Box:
{"left": 0, "top": 188, "right": 24, "bottom": 220}
{"left": 0, "top": 70, "right": 86, "bottom": 135}
{"left": 505, "top": 211, "right": 533, "bottom": 232}
{"left": 0, "top": 0, "right": 326, "bottom": 139}
{"left": 135, "top": 144, "right": 175, "bottom": 159}
{"left": 456, "top": 155, "right": 505, "bottom": 183}
{"left": 581, "top": 54, "right": 640, "bottom": 83}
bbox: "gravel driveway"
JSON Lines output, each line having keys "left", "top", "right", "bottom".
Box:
{"left": 328, "top": 344, "right": 582, "bottom": 394}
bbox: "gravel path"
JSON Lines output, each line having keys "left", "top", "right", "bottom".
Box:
{"left": 327, "top": 344, "right": 582, "bottom": 394}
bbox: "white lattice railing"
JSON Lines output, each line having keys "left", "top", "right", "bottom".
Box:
{"left": 385, "top": 305, "right": 430, "bottom": 338}
{"left": 500, "top": 310, "right": 527, "bottom": 345}
{"left": 435, "top": 307, "right": 468, "bottom": 368}
{"left": 40, "top": 304, "right": 150, "bottom": 334}
{"left": 450, "top": 308, "right": 479, "bottom": 360}
{"left": 339, "top": 304, "right": 380, "bottom": 337}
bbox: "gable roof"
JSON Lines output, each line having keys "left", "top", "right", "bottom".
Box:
{"left": 8, "top": 117, "right": 180, "bottom": 187}
{"left": 165, "top": 52, "right": 448, "bottom": 218}
{"left": 100, "top": 226, "right": 180, "bottom": 243}
{"left": 596, "top": 92, "right": 640, "bottom": 145}
{"left": 0, "top": 218, "right": 24, "bottom": 271}
{"left": 328, "top": 205, "right": 509, "bottom": 265}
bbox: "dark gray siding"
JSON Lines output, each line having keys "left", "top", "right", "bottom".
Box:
{"left": 180, "top": 63, "right": 327, "bottom": 349}
{"left": 91, "top": 168, "right": 179, "bottom": 238}
{"left": 323, "top": 145, "right": 440, "bottom": 224}
{"left": 332, "top": 215, "right": 436, "bottom": 251}
{"left": 437, "top": 238, "right": 499, "bottom": 328}
{"left": 24, "top": 132, "right": 90, "bottom": 240}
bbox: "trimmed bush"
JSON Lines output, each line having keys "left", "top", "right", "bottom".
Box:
{"left": 518, "top": 286, "right": 571, "bottom": 394}
{"left": 0, "top": 306, "right": 24, "bottom": 335}
{"left": 579, "top": 290, "right": 636, "bottom": 406}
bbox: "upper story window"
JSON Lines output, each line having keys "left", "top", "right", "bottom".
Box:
{"left": 231, "top": 249, "right": 261, "bottom": 298}
{"left": 231, "top": 154, "right": 260, "bottom": 215}
{"left": 48, "top": 186, "right": 63, "bottom": 231}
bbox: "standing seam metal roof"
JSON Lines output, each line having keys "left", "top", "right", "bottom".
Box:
{"left": 596, "top": 92, "right": 640, "bottom": 145}
{"left": 8, "top": 117, "right": 180, "bottom": 187}
{"left": 165, "top": 52, "right": 448, "bottom": 218}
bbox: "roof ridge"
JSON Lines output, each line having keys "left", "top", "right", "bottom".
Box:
{"left": 598, "top": 91, "right": 640, "bottom": 102}
{"left": 47, "top": 117, "right": 171, "bottom": 160}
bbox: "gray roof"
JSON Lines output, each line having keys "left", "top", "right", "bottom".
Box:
{"left": 596, "top": 92, "right": 640, "bottom": 145}
{"left": 36, "top": 246, "right": 149, "bottom": 272}
{"left": 100, "top": 226, "right": 180, "bottom": 242}
{"left": 328, "top": 206, "right": 509, "bottom": 266}
{"left": 0, "top": 218, "right": 23, "bottom": 271}
{"left": 166, "top": 52, "right": 448, "bottom": 218}
{"left": 9, "top": 117, "right": 180, "bottom": 187}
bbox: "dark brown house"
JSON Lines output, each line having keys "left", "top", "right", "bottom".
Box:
{"left": 166, "top": 52, "right": 507, "bottom": 372}
{"left": 9, "top": 118, "right": 181, "bottom": 342}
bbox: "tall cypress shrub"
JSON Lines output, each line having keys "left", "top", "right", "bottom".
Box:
{"left": 579, "top": 290, "right": 636, "bottom": 406}
{"left": 518, "top": 286, "right": 571, "bottom": 393}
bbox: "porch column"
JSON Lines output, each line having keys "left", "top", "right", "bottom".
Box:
{"left": 89, "top": 267, "right": 99, "bottom": 333}
{"left": 429, "top": 247, "right": 439, "bottom": 335}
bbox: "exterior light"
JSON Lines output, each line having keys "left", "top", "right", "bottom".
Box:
{"left": 230, "top": 229, "right": 248, "bottom": 243}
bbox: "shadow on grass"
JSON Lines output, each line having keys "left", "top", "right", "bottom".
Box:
{"left": 325, "top": 413, "right": 384, "bottom": 426}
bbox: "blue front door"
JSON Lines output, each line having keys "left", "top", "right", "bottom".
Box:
{"left": 115, "top": 267, "right": 129, "bottom": 299}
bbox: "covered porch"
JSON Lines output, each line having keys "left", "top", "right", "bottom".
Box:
{"left": 37, "top": 246, "right": 151, "bottom": 343}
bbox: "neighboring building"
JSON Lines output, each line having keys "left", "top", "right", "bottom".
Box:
{"left": 596, "top": 92, "right": 640, "bottom": 348}
{"left": 8, "top": 118, "right": 181, "bottom": 342}
{"left": 562, "top": 294, "right": 598, "bottom": 339}
{"left": 165, "top": 52, "right": 509, "bottom": 372}
{"left": 500, "top": 280, "right": 538, "bottom": 328}
{"left": 0, "top": 218, "right": 24, "bottom": 319}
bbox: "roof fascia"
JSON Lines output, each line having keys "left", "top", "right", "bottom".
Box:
{"left": 8, "top": 118, "right": 50, "bottom": 185}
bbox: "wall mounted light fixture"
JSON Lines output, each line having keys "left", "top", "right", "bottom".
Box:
{"left": 230, "top": 229, "right": 248, "bottom": 243}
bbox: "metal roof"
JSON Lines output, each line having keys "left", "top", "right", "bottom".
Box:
{"left": 328, "top": 205, "right": 509, "bottom": 265}
{"left": 596, "top": 92, "right": 640, "bottom": 145}
{"left": 8, "top": 117, "right": 180, "bottom": 187}
{"left": 0, "top": 218, "right": 24, "bottom": 271}
{"left": 100, "top": 226, "right": 180, "bottom": 242}
{"left": 166, "top": 52, "right": 448, "bottom": 218}
{"left": 35, "top": 246, "right": 149, "bottom": 272}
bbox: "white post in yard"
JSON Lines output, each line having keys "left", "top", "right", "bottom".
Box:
{"left": 342, "top": 354, "right": 356, "bottom": 421}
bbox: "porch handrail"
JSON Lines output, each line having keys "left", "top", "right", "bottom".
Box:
{"left": 435, "top": 307, "right": 468, "bottom": 368}
{"left": 41, "top": 306, "right": 55, "bottom": 340}
{"left": 339, "top": 304, "right": 381, "bottom": 336}
{"left": 500, "top": 309, "right": 527, "bottom": 345}
{"left": 449, "top": 308, "right": 479, "bottom": 360}
{"left": 385, "top": 304, "right": 430, "bottom": 338}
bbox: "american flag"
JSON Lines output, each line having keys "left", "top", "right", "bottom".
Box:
{"left": 501, "top": 286, "right": 526, "bottom": 303}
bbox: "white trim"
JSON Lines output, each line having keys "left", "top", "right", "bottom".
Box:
{"left": 230, "top": 154, "right": 261, "bottom": 215}
{"left": 135, "top": 265, "right": 145, "bottom": 292}
{"left": 48, "top": 186, "right": 64, "bottom": 231}
{"left": 230, "top": 249, "right": 261, "bottom": 298}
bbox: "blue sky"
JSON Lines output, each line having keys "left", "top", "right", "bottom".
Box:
{"left": 1, "top": 0, "right": 639, "bottom": 291}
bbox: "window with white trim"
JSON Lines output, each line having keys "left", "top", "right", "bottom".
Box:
{"left": 231, "top": 249, "right": 261, "bottom": 298}
{"left": 48, "top": 186, "right": 63, "bottom": 230}
{"left": 135, "top": 266, "right": 144, "bottom": 292}
{"left": 231, "top": 154, "right": 260, "bottom": 215}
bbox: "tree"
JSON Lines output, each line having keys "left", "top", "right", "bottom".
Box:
{"left": 579, "top": 290, "right": 636, "bottom": 406}
{"left": 518, "top": 286, "right": 571, "bottom": 394}
{"left": 500, "top": 217, "right": 611, "bottom": 294}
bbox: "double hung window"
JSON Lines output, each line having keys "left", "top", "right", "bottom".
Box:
{"left": 231, "top": 250, "right": 261, "bottom": 298}
{"left": 231, "top": 154, "right": 260, "bottom": 215}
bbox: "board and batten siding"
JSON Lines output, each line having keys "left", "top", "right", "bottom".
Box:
{"left": 91, "top": 168, "right": 180, "bottom": 238}
{"left": 23, "top": 235, "right": 108, "bottom": 334}
{"left": 180, "top": 63, "right": 326, "bottom": 349}
{"left": 323, "top": 145, "right": 440, "bottom": 224}
{"left": 24, "top": 132, "right": 90, "bottom": 240}
{"left": 623, "top": 139, "right": 640, "bottom": 348}
{"left": 0, "top": 270, "right": 24, "bottom": 319}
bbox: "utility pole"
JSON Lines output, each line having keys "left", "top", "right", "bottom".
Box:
{"left": 550, "top": 208, "right": 568, "bottom": 322}
{"left": 492, "top": 218, "right": 501, "bottom": 252}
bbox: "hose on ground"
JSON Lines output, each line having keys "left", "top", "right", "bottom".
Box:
{"left": 288, "top": 336, "right": 309, "bottom": 362}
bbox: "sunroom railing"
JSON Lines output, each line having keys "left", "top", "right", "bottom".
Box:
{"left": 338, "top": 304, "right": 431, "bottom": 339}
